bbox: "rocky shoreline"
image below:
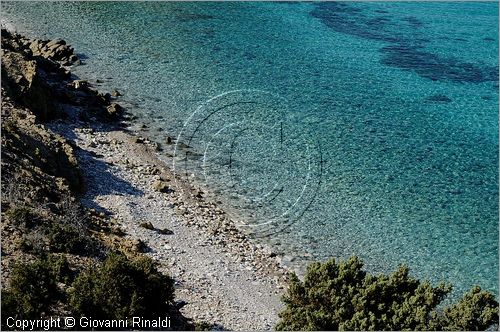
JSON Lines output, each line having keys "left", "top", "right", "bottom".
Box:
{"left": 1, "top": 29, "right": 290, "bottom": 330}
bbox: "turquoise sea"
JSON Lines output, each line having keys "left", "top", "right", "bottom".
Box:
{"left": 2, "top": 1, "right": 498, "bottom": 299}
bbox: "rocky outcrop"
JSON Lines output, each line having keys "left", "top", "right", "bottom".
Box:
{"left": 0, "top": 28, "right": 127, "bottom": 193}
{"left": 29, "top": 38, "right": 78, "bottom": 65}
{"left": 153, "top": 179, "right": 174, "bottom": 193}
{"left": 0, "top": 29, "right": 80, "bottom": 120}
{"left": 1, "top": 29, "right": 79, "bottom": 65}
{"left": 1, "top": 29, "right": 126, "bottom": 122}
{"left": 106, "top": 102, "right": 123, "bottom": 118}
{"left": 1, "top": 50, "right": 56, "bottom": 120}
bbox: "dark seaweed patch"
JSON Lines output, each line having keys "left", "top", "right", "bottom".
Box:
{"left": 425, "top": 94, "right": 452, "bottom": 103}
{"left": 380, "top": 44, "right": 499, "bottom": 83}
{"left": 326, "top": 2, "right": 363, "bottom": 14}
{"left": 310, "top": 2, "right": 499, "bottom": 84}
{"left": 402, "top": 16, "right": 424, "bottom": 28}
{"left": 367, "top": 16, "right": 391, "bottom": 28}
{"left": 310, "top": 2, "right": 403, "bottom": 43}
{"left": 243, "top": 51, "right": 256, "bottom": 60}
{"left": 176, "top": 12, "right": 215, "bottom": 22}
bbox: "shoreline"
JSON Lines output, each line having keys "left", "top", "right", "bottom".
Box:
{"left": 49, "top": 104, "right": 291, "bottom": 329}
{"left": 0, "top": 18, "right": 314, "bottom": 280}
{"left": 1, "top": 28, "right": 292, "bottom": 330}
{"left": 2, "top": 1, "right": 500, "bottom": 301}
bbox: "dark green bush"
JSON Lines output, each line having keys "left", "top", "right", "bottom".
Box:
{"left": 69, "top": 253, "right": 175, "bottom": 320}
{"left": 439, "top": 286, "right": 499, "bottom": 330}
{"left": 46, "top": 200, "right": 104, "bottom": 256}
{"left": 47, "top": 198, "right": 87, "bottom": 254}
{"left": 1, "top": 255, "right": 70, "bottom": 323}
{"left": 47, "top": 222, "right": 88, "bottom": 254}
{"left": 276, "top": 256, "right": 499, "bottom": 331}
{"left": 19, "top": 230, "right": 47, "bottom": 255}
{"left": 194, "top": 321, "right": 216, "bottom": 331}
{"left": 5, "top": 206, "right": 36, "bottom": 228}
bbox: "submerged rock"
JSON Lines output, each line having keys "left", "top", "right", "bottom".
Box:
{"left": 425, "top": 94, "right": 452, "bottom": 103}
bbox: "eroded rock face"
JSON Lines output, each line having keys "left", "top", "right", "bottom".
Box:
{"left": 0, "top": 28, "right": 84, "bottom": 120}
{"left": 1, "top": 92, "right": 83, "bottom": 193}
{"left": 1, "top": 50, "right": 56, "bottom": 120}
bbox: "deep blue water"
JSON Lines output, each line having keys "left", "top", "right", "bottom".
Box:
{"left": 2, "top": 1, "right": 498, "bottom": 299}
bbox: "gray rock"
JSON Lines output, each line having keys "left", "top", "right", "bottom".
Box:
{"left": 67, "top": 80, "right": 88, "bottom": 90}
{"left": 46, "top": 38, "right": 66, "bottom": 48}
{"left": 153, "top": 180, "right": 174, "bottom": 194}
{"left": 139, "top": 221, "right": 155, "bottom": 230}
{"left": 106, "top": 103, "right": 123, "bottom": 117}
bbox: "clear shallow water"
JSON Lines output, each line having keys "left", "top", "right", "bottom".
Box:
{"left": 3, "top": 1, "right": 498, "bottom": 299}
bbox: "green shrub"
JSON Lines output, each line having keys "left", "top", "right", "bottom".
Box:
{"left": 69, "top": 253, "right": 175, "bottom": 320}
{"left": 47, "top": 222, "right": 88, "bottom": 254}
{"left": 5, "top": 206, "right": 36, "bottom": 227}
{"left": 276, "top": 256, "right": 499, "bottom": 331}
{"left": 438, "top": 286, "right": 499, "bottom": 330}
{"left": 46, "top": 200, "right": 103, "bottom": 256}
{"left": 19, "top": 230, "right": 47, "bottom": 255}
{"left": 1, "top": 255, "right": 70, "bottom": 323}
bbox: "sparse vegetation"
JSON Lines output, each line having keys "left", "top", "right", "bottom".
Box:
{"left": 276, "top": 256, "right": 499, "bottom": 331}
{"left": 5, "top": 206, "right": 36, "bottom": 228}
{"left": 1, "top": 255, "right": 71, "bottom": 323}
{"left": 19, "top": 230, "right": 47, "bottom": 255}
{"left": 47, "top": 221, "right": 88, "bottom": 254}
{"left": 69, "top": 253, "right": 175, "bottom": 320}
